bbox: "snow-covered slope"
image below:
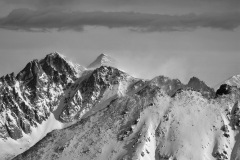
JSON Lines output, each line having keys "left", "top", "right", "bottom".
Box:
{"left": 214, "top": 75, "right": 240, "bottom": 91}
{"left": 0, "top": 53, "right": 138, "bottom": 160}
{"left": 88, "top": 53, "right": 117, "bottom": 69}
{"left": 12, "top": 80, "right": 240, "bottom": 160}
{"left": 58, "top": 66, "right": 141, "bottom": 123}
{"left": 224, "top": 75, "right": 240, "bottom": 88}
{"left": 2, "top": 53, "right": 240, "bottom": 160}
{"left": 0, "top": 52, "right": 86, "bottom": 160}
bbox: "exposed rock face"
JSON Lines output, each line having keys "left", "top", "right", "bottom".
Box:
{"left": 187, "top": 76, "right": 215, "bottom": 98}
{"left": 12, "top": 75, "right": 240, "bottom": 160}
{"left": 231, "top": 101, "right": 240, "bottom": 129}
{"left": 59, "top": 66, "right": 138, "bottom": 122}
{"left": 149, "top": 76, "right": 184, "bottom": 96}
{"left": 0, "top": 52, "right": 84, "bottom": 140}
{"left": 40, "top": 53, "right": 80, "bottom": 84}
{"left": 148, "top": 76, "right": 215, "bottom": 98}
{"left": 3, "top": 53, "right": 239, "bottom": 160}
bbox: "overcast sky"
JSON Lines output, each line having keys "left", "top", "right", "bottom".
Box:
{"left": 0, "top": 0, "right": 239, "bottom": 87}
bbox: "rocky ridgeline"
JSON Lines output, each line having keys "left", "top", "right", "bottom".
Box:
{"left": 147, "top": 75, "right": 215, "bottom": 98}
{"left": 59, "top": 66, "right": 137, "bottom": 122}
{"left": 59, "top": 66, "right": 216, "bottom": 123}
{"left": 0, "top": 52, "right": 218, "bottom": 141}
{"left": 187, "top": 76, "right": 215, "bottom": 98}
{"left": 2, "top": 53, "right": 240, "bottom": 160}
{"left": 0, "top": 53, "right": 83, "bottom": 140}
{"left": 13, "top": 70, "right": 240, "bottom": 160}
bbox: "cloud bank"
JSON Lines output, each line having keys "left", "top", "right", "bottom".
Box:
{"left": 0, "top": 9, "right": 239, "bottom": 32}
{"left": 3, "top": 0, "right": 239, "bottom": 7}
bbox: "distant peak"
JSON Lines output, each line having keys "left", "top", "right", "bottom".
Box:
{"left": 224, "top": 74, "right": 240, "bottom": 88}
{"left": 97, "top": 53, "right": 111, "bottom": 61}
{"left": 88, "top": 53, "right": 117, "bottom": 69}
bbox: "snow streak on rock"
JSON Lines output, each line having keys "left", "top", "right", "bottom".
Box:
{"left": 0, "top": 52, "right": 85, "bottom": 159}
{"left": 13, "top": 80, "right": 240, "bottom": 160}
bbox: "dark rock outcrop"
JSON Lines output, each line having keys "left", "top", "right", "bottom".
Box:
{"left": 216, "top": 84, "right": 232, "bottom": 97}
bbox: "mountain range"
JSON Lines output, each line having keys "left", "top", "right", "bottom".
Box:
{"left": 1, "top": 53, "right": 240, "bottom": 160}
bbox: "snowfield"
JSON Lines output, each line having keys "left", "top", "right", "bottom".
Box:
{"left": 12, "top": 87, "right": 240, "bottom": 160}
{"left": 1, "top": 53, "right": 240, "bottom": 160}
{"left": 12, "top": 82, "right": 240, "bottom": 160}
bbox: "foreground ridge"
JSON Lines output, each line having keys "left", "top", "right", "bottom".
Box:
{"left": 13, "top": 80, "right": 240, "bottom": 160}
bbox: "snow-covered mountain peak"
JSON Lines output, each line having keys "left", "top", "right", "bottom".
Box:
{"left": 4, "top": 53, "right": 240, "bottom": 160}
{"left": 224, "top": 74, "right": 240, "bottom": 88}
{"left": 46, "top": 52, "right": 66, "bottom": 59}
{"left": 41, "top": 52, "right": 79, "bottom": 70}
{"left": 58, "top": 66, "right": 138, "bottom": 122}
{"left": 87, "top": 53, "right": 117, "bottom": 69}
{"left": 41, "top": 52, "right": 67, "bottom": 65}
{"left": 214, "top": 74, "right": 240, "bottom": 91}
{"left": 40, "top": 52, "right": 85, "bottom": 79}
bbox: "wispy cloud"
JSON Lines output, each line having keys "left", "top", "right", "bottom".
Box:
{"left": 0, "top": 9, "right": 239, "bottom": 32}
{"left": 3, "top": 0, "right": 239, "bottom": 7}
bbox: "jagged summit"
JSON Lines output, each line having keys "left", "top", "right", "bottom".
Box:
{"left": 16, "top": 59, "right": 42, "bottom": 81}
{"left": 187, "top": 76, "right": 215, "bottom": 98}
{"left": 40, "top": 52, "right": 68, "bottom": 67}
{"left": 187, "top": 76, "right": 206, "bottom": 88}
{"left": 45, "top": 52, "right": 66, "bottom": 59}
{"left": 40, "top": 52, "right": 85, "bottom": 78}
{"left": 87, "top": 53, "right": 117, "bottom": 69}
